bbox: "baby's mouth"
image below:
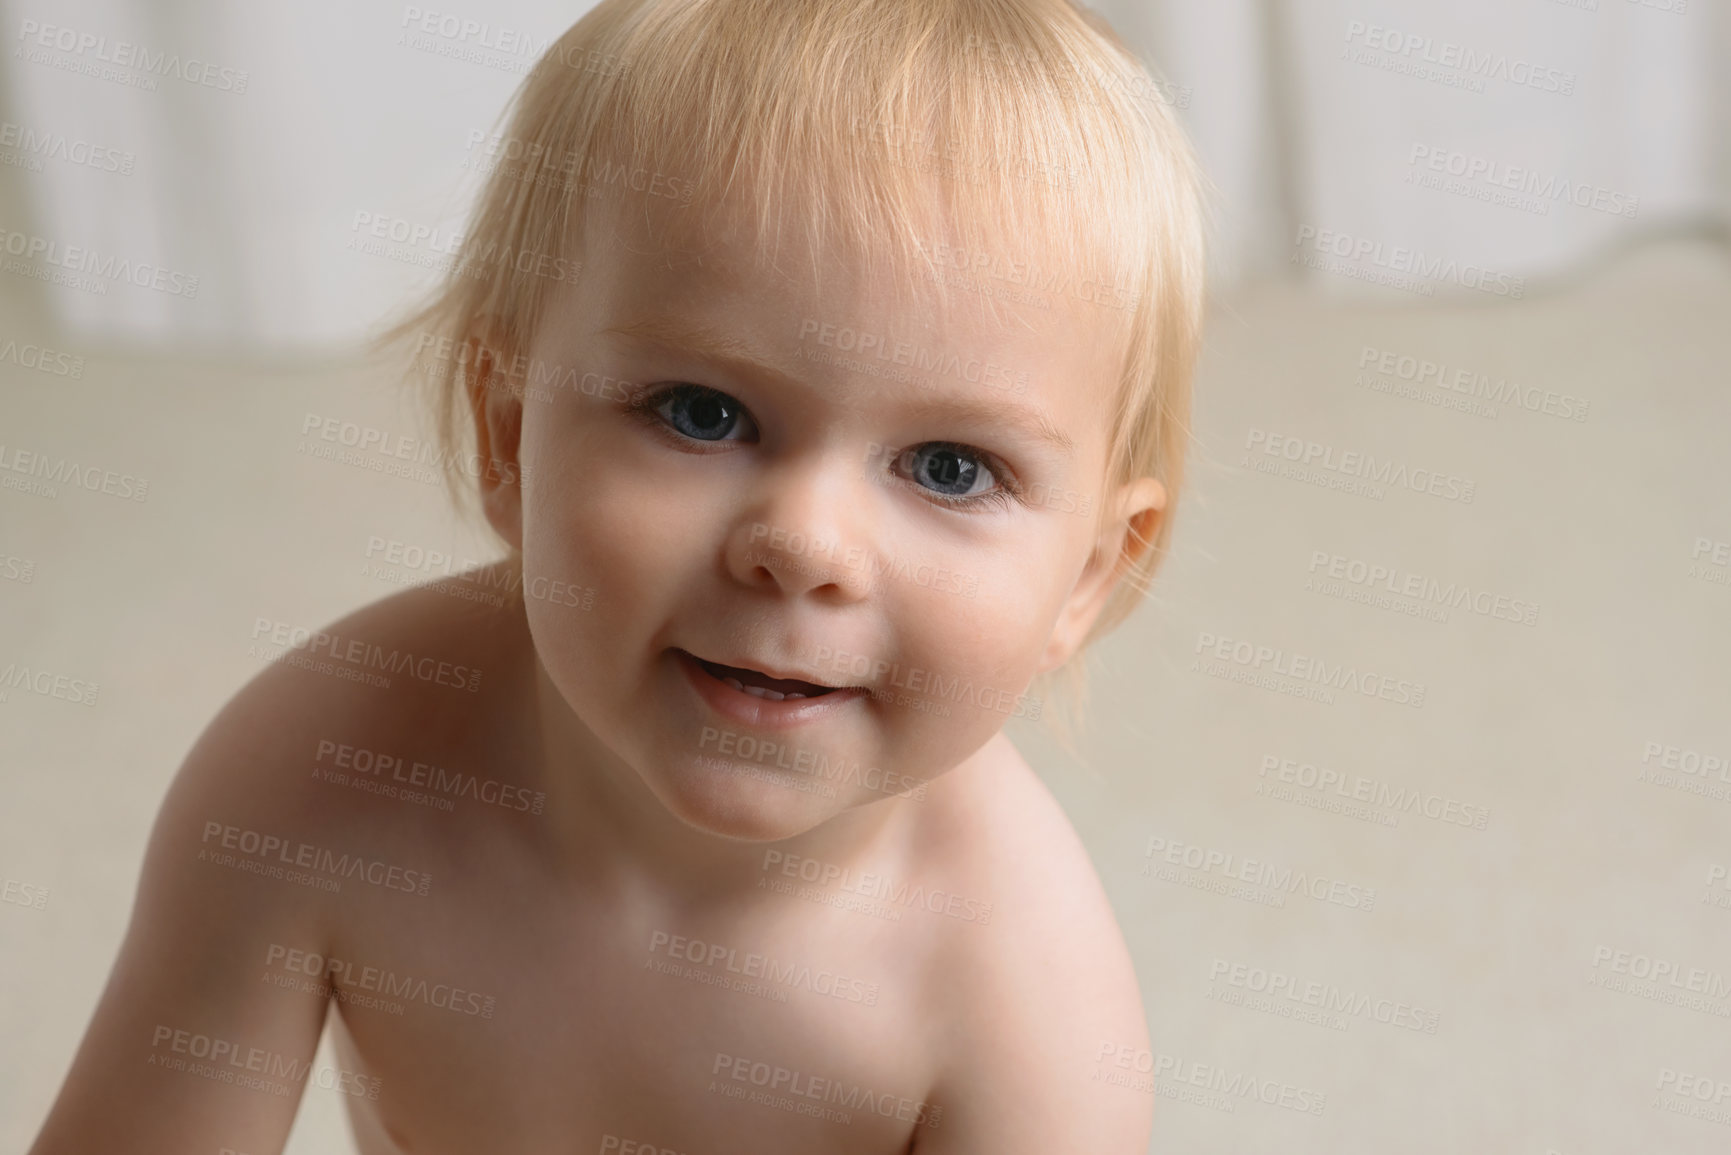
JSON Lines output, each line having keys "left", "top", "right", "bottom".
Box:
{"left": 688, "top": 653, "right": 840, "bottom": 702}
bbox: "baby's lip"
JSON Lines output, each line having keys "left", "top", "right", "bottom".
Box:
{"left": 681, "top": 650, "right": 844, "bottom": 697}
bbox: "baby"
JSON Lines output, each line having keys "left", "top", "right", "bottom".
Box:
{"left": 29, "top": 1, "right": 1203, "bottom": 1152}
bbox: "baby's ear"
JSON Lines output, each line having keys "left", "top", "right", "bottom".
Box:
{"left": 460, "top": 331, "right": 526, "bottom": 550}
{"left": 1039, "top": 478, "right": 1166, "bottom": 673}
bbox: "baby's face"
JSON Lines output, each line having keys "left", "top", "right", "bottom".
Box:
{"left": 488, "top": 200, "right": 1160, "bottom": 840}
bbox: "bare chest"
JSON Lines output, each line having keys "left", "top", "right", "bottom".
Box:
{"left": 321, "top": 865, "right": 943, "bottom": 1155}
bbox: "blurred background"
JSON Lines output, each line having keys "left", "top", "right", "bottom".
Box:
{"left": 2, "top": 1, "right": 1728, "bottom": 1152}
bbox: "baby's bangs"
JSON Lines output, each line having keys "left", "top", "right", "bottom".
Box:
{"left": 580, "top": 0, "right": 1162, "bottom": 309}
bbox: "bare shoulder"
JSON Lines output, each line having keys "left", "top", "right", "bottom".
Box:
{"left": 28, "top": 569, "right": 532, "bottom": 1153}
{"left": 908, "top": 734, "right": 1153, "bottom": 1152}
{"left": 173, "top": 565, "right": 534, "bottom": 863}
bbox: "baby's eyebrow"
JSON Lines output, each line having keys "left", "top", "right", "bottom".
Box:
{"left": 603, "top": 315, "right": 802, "bottom": 390}
{"left": 604, "top": 314, "right": 1074, "bottom": 457}
{"left": 893, "top": 394, "right": 1076, "bottom": 457}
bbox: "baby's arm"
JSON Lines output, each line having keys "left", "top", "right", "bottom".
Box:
{"left": 912, "top": 786, "right": 1155, "bottom": 1153}
{"left": 914, "top": 928, "right": 1155, "bottom": 1153}
{"left": 29, "top": 674, "right": 335, "bottom": 1155}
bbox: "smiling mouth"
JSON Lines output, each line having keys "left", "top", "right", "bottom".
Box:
{"left": 688, "top": 654, "right": 841, "bottom": 701}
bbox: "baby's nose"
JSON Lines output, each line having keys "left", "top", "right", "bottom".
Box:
{"left": 727, "top": 515, "right": 872, "bottom": 601}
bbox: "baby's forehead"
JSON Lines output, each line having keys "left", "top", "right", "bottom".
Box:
{"left": 576, "top": 190, "right": 1126, "bottom": 365}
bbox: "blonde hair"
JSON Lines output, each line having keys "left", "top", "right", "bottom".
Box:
{"left": 390, "top": 0, "right": 1205, "bottom": 672}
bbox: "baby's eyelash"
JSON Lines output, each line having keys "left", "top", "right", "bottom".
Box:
{"left": 930, "top": 486, "right": 1017, "bottom": 512}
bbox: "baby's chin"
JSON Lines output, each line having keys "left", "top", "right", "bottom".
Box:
{"left": 641, "top": 751, "right": 853, "bottom": 842}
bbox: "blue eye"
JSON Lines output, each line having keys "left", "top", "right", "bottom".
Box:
{"left": 896, "top": 443, "right": 1001, "bottom": 501}
{"left": 652, "top": 385, "right": 755, "bottom": 442}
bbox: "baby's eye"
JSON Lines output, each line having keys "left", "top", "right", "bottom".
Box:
{"left": 651, "top": 384, "right": 757, "bottom": 442}
{"left": 894, "top": 443, "right": 1002, "bottom": 502}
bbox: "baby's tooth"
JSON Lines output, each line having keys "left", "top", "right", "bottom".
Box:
{"left": 784, "top": 692, "right": 806, "bottom": 700}
{"left": 724, "top": 676, "right": 745, "bottom": 690}
{"left": 762, "top": 689, "right": 786, "bottom": 701}
{"left": 741, "top": 684, "right": 769, "bottom": 698}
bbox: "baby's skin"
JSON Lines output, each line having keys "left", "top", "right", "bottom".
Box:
{"left": 29, "top": 196, "right": 1163, "bottom": 1154}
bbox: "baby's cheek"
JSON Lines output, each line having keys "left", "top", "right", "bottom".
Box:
{"left": 526, "top": 440, "right": 669, "bottom": 595}
{"left": 940, "top": 558, "right": 1058, "bottom": 674}
{"left": 880, "top": 588, "right": 1047, "bottom": 743}
{"left": 517, "top": 469, "right": 624, "bottom": 681}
